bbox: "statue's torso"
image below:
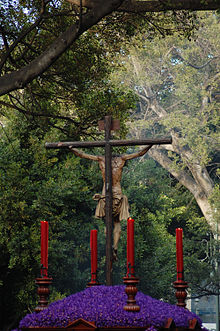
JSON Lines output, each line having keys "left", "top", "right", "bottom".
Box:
{"left": 99, "top": 157, "right": 125, "bottom": 196}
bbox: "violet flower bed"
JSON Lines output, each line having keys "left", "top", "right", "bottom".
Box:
{"left": 14, "top": 285, "right": 206, "bottom": 330}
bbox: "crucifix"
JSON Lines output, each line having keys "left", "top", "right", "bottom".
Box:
{"left": 45, "top": 115, "right": 172, "bottom": 285}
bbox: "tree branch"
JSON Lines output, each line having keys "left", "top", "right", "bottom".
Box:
{"left": 0, "top": 13, "right": 45, "bottom": 73}
{"left": 0, "top": 98, "right": 79, "bottom": 125}
{"left": 66, "top": 0, "right": 100, "bottom": 8}
{"left": 0, "top": 0, "right": 124, "bottom": 96}
{"left": 118, "top": 0, "right": 220, "bottom": 13}
{"left": 1, "top": 0, "right": 219, "bottom": 96}
{"left": 149, "top": 146, "right": 215, "bottom": 226}
{"left": 171, "top": 131, "right": 214, "bottom": 195}
{"left": 148, "top": 147, "right": 198, "bottom": 196}
{"left": 173, "top": 48, "right": 219, "bottom": 70}
{"left": 69, "top": 0, "right": 220, "bottom": 12}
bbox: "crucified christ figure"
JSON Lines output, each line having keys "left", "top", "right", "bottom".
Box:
{"left": 69, "top": 145, "right": 152, "bottom": 259}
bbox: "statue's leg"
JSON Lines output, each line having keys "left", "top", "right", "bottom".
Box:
{"left": 113, "top": 215, "right": 121, "bottom": 261}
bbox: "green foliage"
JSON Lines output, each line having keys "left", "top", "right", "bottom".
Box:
{"left": 209, "top": 184, "right": 220, "bottom": 230}
{"left": 0, "top": 112, "right": 215, "bottom": 329}
{"left": 0, "top": 0, "right": 201, "bottom": 133}
{"left": 0, "top": 8, "right": 219, "bottom": 330}
{"left": 111, "top": 12, "right": 219, "bottom": 169}
{"left": 105, "top": 158, "right": 214, "bottom": 302}
{"left": 0, "top": 35, "right": 135, "bottom": 138}
{"left": 0, "top": 112, "right": 100, "bottom": 328}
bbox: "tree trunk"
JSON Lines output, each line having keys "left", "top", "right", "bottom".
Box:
{"left": 148, "top": 147, "right": 216, "bottom": 230}
{"left": 129, "top": 55, "right": 216, "bottom": 230}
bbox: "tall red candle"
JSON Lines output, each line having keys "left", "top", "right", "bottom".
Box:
{"left": 41, "top": 221, "right": 48, "bottom": 277}
{"left": 90, "top": 230, "right": 98, "bottom": 282}
{"left": 176, "top": 228, "right": 184, "bottom": 281}
{"left": 127, "top": 217, "right": 135, "bottom": 277}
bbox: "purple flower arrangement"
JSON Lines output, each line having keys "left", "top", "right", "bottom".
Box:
{"left": 15, "top": 285, "right": 206, "bottom": 330}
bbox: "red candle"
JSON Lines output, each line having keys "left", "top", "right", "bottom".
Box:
{"left": 41, "top": 221, "right": 48, "bottom": 277}
{"left": 127, "top": 217, "right": 135, "bottom": 277}
{"left": 176, "top": 228, "right": 184, "bottom": 281}
{"left": 90, "top": 230, "right": 98, "bottom": 282}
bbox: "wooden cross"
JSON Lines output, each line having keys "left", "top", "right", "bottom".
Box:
{"left": 45, "top": 115, "right": 172, "bottom": 285}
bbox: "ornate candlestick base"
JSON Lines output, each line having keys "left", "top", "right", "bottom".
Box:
{"left": 87, "top": 280, "right": 100, "bottom": 287}
{"left": 87, "top": 271, "right": 100, "bottom": 287}
{"left": 35, "top": 277, "right": 53, "bottom": 312}
{"left": 173, "top": 280, "right": 188, "bottom": 308}
{"left": 123, "top": 276, "right": 140, "bottom": 312}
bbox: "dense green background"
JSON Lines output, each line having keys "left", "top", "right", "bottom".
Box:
{"left": 0, "top": 4, "right": 219, "bottom": 330}
{"left": 0, "top": 110, "right": 215, "bottom": 330}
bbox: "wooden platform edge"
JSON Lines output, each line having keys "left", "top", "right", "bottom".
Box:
{"left": 21, "top": 326, "right": 202, "bottom": 331}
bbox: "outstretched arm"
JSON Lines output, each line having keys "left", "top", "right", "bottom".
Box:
{"left": 122, "top": 145, "right": 153, "bottom": 161}
{"left": 69, "top": 147, "right": 100, "bottom": 161}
